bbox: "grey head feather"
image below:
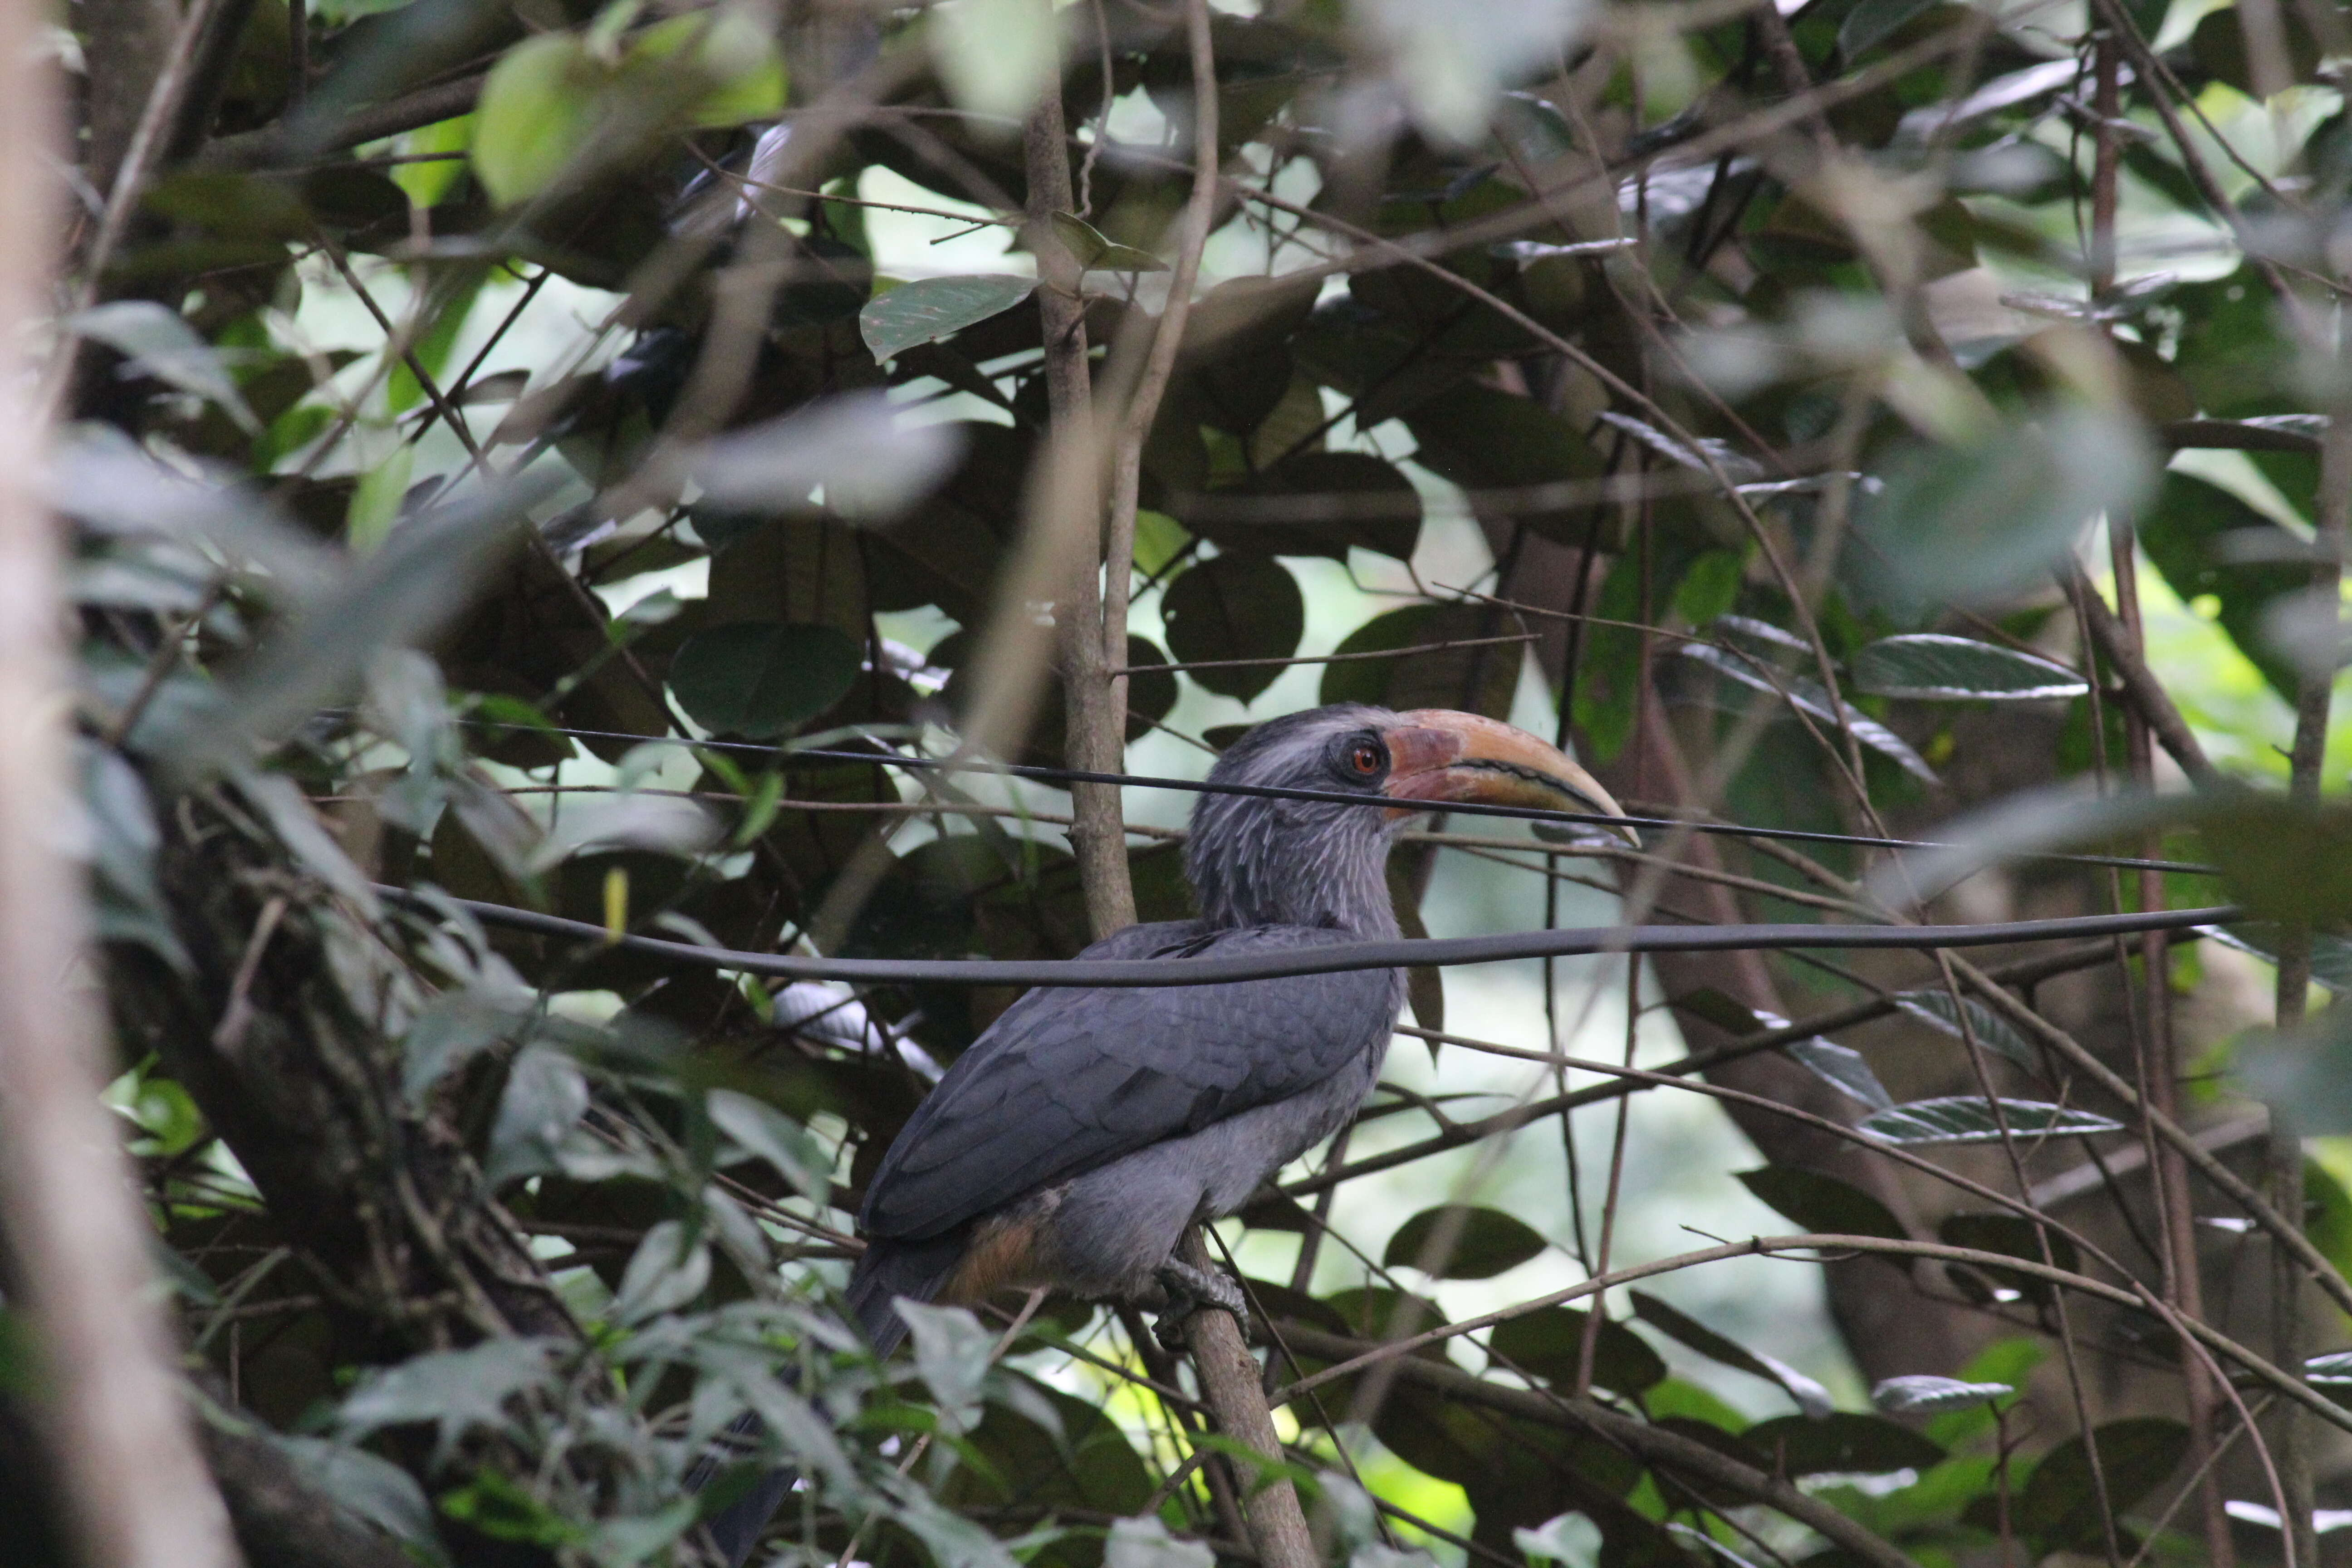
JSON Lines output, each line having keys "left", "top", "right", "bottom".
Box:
{"left": 1184, "top": 703, "right": 1408, "bottom": 935}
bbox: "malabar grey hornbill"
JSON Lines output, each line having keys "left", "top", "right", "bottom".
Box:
{"left": 705, "top": 703, "right": 1636, "bottom": 1564}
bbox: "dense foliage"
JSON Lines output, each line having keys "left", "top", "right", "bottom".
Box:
{"left": 25, "top": 0, "right": 2352, "bottom": 1564}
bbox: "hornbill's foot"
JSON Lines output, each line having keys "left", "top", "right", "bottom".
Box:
{"left": 1152, "top": 1260, "right": 1250, "bottom": 1351}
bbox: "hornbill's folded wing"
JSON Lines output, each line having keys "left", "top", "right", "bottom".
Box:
{"left": 858, "top": 922, "right": 1398, "bottom": 1244}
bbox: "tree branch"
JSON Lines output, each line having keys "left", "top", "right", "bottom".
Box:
{"left": 2064, "top": 569, "right": 2217, "bottom": 785}
{"left": 1271, "top": 1321, "right": 1919, "bottom": 1568}
{"left": 1023, "top": 32, "right": 1132, "bottom": 937}
{"left": 0, "top": 5, "right": 241, "bottom": 1558}
{"left": 1099, "top": 0, "right": 1219, "bottom": 798}
{"left": 1176, "top": 1231, "right": 1318, "bottom": 1568}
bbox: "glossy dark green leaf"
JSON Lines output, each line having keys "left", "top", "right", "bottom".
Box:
{"left": 1487, "top": 1305, "right": 1668, "bottom": 1394}
{"left": 2006, "top": 1418, "right": 2189, "bottom": 1554}
{"left": 1871, "top": 1374, "right": 2014, "bottom": 1413}
{"left": 1684, "top": 639, "right": 1938, "bottom": 785}
{"left": 1891, "top": 990, "right": 2042, "bottom": 1073}
{"left": 859, "top": 275, "right": 1039, "bottom": 363}
{"left": 1788, "top": 1039, "right": 1896, "bottom": 1112}
{"left": 668, "top": 622, "right": 861, "bottom": 739}
{"left": 1240, "top": 450, "right": 1423, "bottom": 563}
{"left": 1859, "top": 1097, "right": 2123, "bottom": 1145}
{"left": 1735, "top": 1167, "right": 1908, "bottom": 1245}
{"left": 1401, "top": 384, "right": 1605, "bottom": 545}
{"left": 1855, "top": 405, "right": 2154, "bottom": 613}
{"left": 1938, "top": 1213, "right": 2079, "bottom": 1305}
{"left": 1383, "top": 1205, "right": 1549, "bottom": 1279}
{"left": 1848, "top": 634, "right": 2087, "bottom": 701}
{"left": 1319, "top": 602, "right": 1519, "bottom": 717}
{"left": 1159, "top": 554, "right": 1304, "bottom": 701}
{"left": 1319, "top": 1287, "right": 1447, "bottom": 1344}
{"left": 1675, "top": 992, "right": 1893, "bottom": 1112}
{"left": 1628, "top": 1291, "right": 1833, "bottom": 1417}
{"left": 1740, "top": 1413, "right": 1946, "bottom": 1476}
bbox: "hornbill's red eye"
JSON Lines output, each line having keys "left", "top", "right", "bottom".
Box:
{"left": 1348, "top": 741, "right": 1383, "bottom": 776}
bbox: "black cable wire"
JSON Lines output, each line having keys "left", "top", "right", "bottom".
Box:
{"left": 382, "top": 885, "right": 2240, "bottom": 988}
{"left": 446, "top": 718, "right": 2223, "bottom": 878}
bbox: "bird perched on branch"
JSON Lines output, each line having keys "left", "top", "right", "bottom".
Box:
{"left": 705, "top": 703, "right": 1634, "bottom": 1563}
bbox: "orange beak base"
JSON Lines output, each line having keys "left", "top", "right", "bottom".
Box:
{"left": 1382, "top": 710, "right": 1640, "bottom": 846}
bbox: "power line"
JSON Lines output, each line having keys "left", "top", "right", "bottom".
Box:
{"left": 382, "top": 886, "right": 2239, "bottom": 988}
{"left": 446, "top": 718, "right": 2223, "bottom": 879}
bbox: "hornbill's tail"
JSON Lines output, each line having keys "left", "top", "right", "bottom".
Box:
{"left": 700, "top": 1235, "right": 965, "bottom": 1567}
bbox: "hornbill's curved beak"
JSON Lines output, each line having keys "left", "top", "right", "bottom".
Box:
{"left": 1382, "top": 710, "right": 1641, "bottom": 848}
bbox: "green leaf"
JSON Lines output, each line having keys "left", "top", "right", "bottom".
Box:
{"left": 438, "top": 1466, "right": 587, "bottom": 1546}
{"left": 629, "top": 9, "right": 787, "bottom": 127}
{"left": 1849, "top": 634, "right": 2087, "bottom": 701}
{"left": 1514, "top": 1516, "right": 1601, "bottom": 1566}
{"left": 1160, "top": 555, "right": 1305, "bottom": 702}
{"left": 667, "top": 622, "right": 860, "bottom": 739}
{"left": 1740, "top": 1413, "right": 1947, "bottom": 1476}
{"left": 1628, "top": 1291, "right": 1834, "bottom": 1417}
{"left": 1105, "top": 1515, "right": 1212, "bottom": 1568}
{"left": 1401, "top": 384, "right": 1605, "bottom": 545}
{"left": 612, "top": 1219, "right": 710, "bottom": 1322}
{"left": 274, "top": 1437, "right": 444, "bottom": 1558}
{"left": 1487, "top": 1305, "right": 1668, "bottom": 1394}
{"left": 1788, "top": 1039, "right": 1896, "bottom": 1111}
{"left": 929, "top": 0, "right": 1058, "bottom": 120}
{"left": 1320, "top": 602, "right": 1519, "bottom": 718}
{"left": 1383, "top": 1205, "right": 1549, "bottom": 1279}
{"left": 1320, "top": 1287, "right": 1447, "bottom": 1343}
{"left": 390, "top": 115, "right": 473, "bottom": 209}
{"left": 1736, "top": 1167, "right": 1909, "bottom": 1244}
{"left": 860, "top": 275, "right": 1039, "bottom": 363}
{"left": 1049, "top": 211, "right": 1167, "bottom": 272}
{"left": 400, "top": 988, "right": 528, "bottom": 1107}
{"left": 210, "top": 471, "right": 562, "bottom": 769}
{"left": 1856, "top": 404, "right": 2155, "bottom": 613}
{"left": 68, "top": 302, "right": 259, "bottom": 433}
{"left": 485, "top": 1044, "right": 588, "bottom": 1187}
{"left": 1677, "top": 989, "right": 1896, "bottom": 1110}
{"left": 469, "top": 13, "right": 785, "bottom": 206}
{"left": 896, "top": 1300, "right": 994, "bottom": 1428}
{"left": 2002, "top": 1418, "right": 2190, "bottom": 1554}
{"left": 470, "top": 34, "right": 595, "bottom": 206}
{"left": 1891, "top": 989, "right": 2043, "bottom": 1074}
{"left": 1678, "top": 634, "right": 1937, "bottom": 782}
{"left": 1871, "top": 1374, "right": 2014, "bottom": 1413}
{"left": 1857, "top": 1097, "right": 2123, "bottom": 1144}
{"left": 1187, "top": 451, "right": 1425, "bottom": 564}
{"left": 691, "top": 394, "right": 963, "bottom": 520}
{"left": 2136, "top": 470, "right": 2313, "bottom": 702}
{"left": 707, "top": 1088, "right": 828, "bottom": 1200}
{"left": 1937, "top": 1213, "right": 2079, "bottom": 1305}
{"left": 338, "top": 1339, "right": 562, "bottom": 1460}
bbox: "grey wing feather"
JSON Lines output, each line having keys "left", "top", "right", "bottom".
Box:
{"left": 858, "top": 922, "right": 1398, "bottom": 1242}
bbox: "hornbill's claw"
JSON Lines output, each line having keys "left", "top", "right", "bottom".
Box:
{"left": 1152, "top": 1260, "right": 1250, "bottom": 1351}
